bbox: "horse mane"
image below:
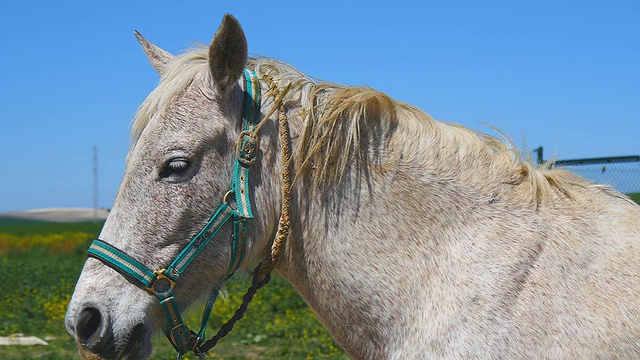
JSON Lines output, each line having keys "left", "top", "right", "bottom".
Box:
{"left": 249, "top": 58, "right": 596, "bottom": 206}
{"left": 131, "top": 47, "right": 596, "bottom": 207}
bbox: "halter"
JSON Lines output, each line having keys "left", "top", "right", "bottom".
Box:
{"left": 87, "top": 69, "right": 290, "bottom": 358}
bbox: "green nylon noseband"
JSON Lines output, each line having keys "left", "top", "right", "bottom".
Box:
{"left": 87, "top": 69, "right": 262, "bottom": 357}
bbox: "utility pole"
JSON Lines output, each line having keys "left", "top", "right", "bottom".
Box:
{"left": 534, "top": 146, "right": 544, "bottom": 165}
{"left": 93, "top": 146, "right": 99, "bottom": 221}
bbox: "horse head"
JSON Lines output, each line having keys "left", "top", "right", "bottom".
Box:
{"left": 65, "top": 14, "right": 284, "bottom": 359}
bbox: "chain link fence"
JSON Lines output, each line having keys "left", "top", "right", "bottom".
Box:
{"left": 534, "top": 149, "right": 640, "bottom": 196}
{"left": 552, "top": 156, "right": 640, "bottom": 196}
{"left": 560, "top": 162, "right": 640, "bottom": 195}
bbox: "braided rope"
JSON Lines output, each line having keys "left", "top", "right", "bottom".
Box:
{"left": 258, "top": 74, "right": 292, "bottom": 281}
{"left": 194, "top": 264, "right": 271, "bottom": 357}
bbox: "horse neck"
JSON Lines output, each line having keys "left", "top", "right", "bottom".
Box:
{"left": 267, "top": 77, "right": 636, "bottom": 358}
{"left": 275, "top": 109, "right": 517, "bottom": 357}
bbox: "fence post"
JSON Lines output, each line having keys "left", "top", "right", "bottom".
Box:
{"left": 534, "top": 146, "right": 544, "bottom": 165}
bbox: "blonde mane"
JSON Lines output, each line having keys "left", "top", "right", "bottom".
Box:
{"left": 249, "top": 58, "right": 593, "bottom": 206}
{"left": 131, "top": 47, "right": 594, "bottom": 206}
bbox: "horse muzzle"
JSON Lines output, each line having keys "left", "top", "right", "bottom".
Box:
{"left": 66, "top": 303, "right": 151, "bottom": 360}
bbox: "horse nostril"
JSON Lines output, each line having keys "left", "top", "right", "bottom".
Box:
{"left": 76, "top": 306, "right": 112, "bottom": 354}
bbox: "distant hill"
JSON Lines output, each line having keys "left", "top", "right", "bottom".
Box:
{"left": 0, "top": 208, "right": 109, "bottom": 223}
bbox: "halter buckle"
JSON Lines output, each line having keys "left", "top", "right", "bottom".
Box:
{"left": 146, "top": 269, "right": 177, "bottom": 296}
{"left": 236, "top": 131, "right": 260, "bottom": 166}
{"left": 168, "top": 323, "right": 197, "bottom": 351}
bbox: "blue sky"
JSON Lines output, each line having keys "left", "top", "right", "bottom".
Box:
{"left": 1, "top": 1, "right": 638, "bottom": 212}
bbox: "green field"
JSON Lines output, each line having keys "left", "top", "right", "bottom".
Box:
{"left": 0, "top": 218, "right": 104, "bottom": 236}
{"left": 0, "top": 220, "right": 347, "bottom": 359}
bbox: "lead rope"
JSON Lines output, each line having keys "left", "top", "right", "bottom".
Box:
{"left": 258, "top": 74, "right": 292, "bottom": 280}
{"left": 193, "top": 74, "right": 292, "bottom": 359}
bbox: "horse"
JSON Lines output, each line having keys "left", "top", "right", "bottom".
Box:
{"left": 65, "top": 14, "right": 640, "bottom": 359}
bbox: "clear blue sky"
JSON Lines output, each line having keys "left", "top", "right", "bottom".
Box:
{"left": 1, "top": 1, "right": 638, "bottom": 212}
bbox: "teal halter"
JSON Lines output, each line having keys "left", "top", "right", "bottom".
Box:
{"left": 87, "top": 69, "right": 262, "bottom": 356}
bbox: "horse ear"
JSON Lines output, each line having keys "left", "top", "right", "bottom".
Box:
{"left": 134, "top": 30, "right": 174, "bottom": 75}
{"left": 209, "top": 14, "right": 248, "bottom": 93}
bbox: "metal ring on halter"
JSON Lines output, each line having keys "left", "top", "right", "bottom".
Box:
{"left": 222, "top": 190, "right": 233, "bottom": 204}
{"left": 222, "top": 190, "right": 239, "bottom": 211}
{"left": 145, "top": 269, "right": 176, "bottom": 296}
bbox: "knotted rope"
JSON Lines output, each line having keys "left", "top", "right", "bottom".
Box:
{"left": 257, "top": 73, "right": 292, "bottom": 281}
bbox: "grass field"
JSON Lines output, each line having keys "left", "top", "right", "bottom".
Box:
{"left": 0, "top": 219, "right": 347, "bottom": 360}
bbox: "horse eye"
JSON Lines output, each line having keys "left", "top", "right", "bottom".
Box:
{"left": 160, "top": 158, "right": 191, "bottom": 180}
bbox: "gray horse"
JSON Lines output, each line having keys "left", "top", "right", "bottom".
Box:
{"left": 66, "top": 14, "right": 640, "bottom": 359}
